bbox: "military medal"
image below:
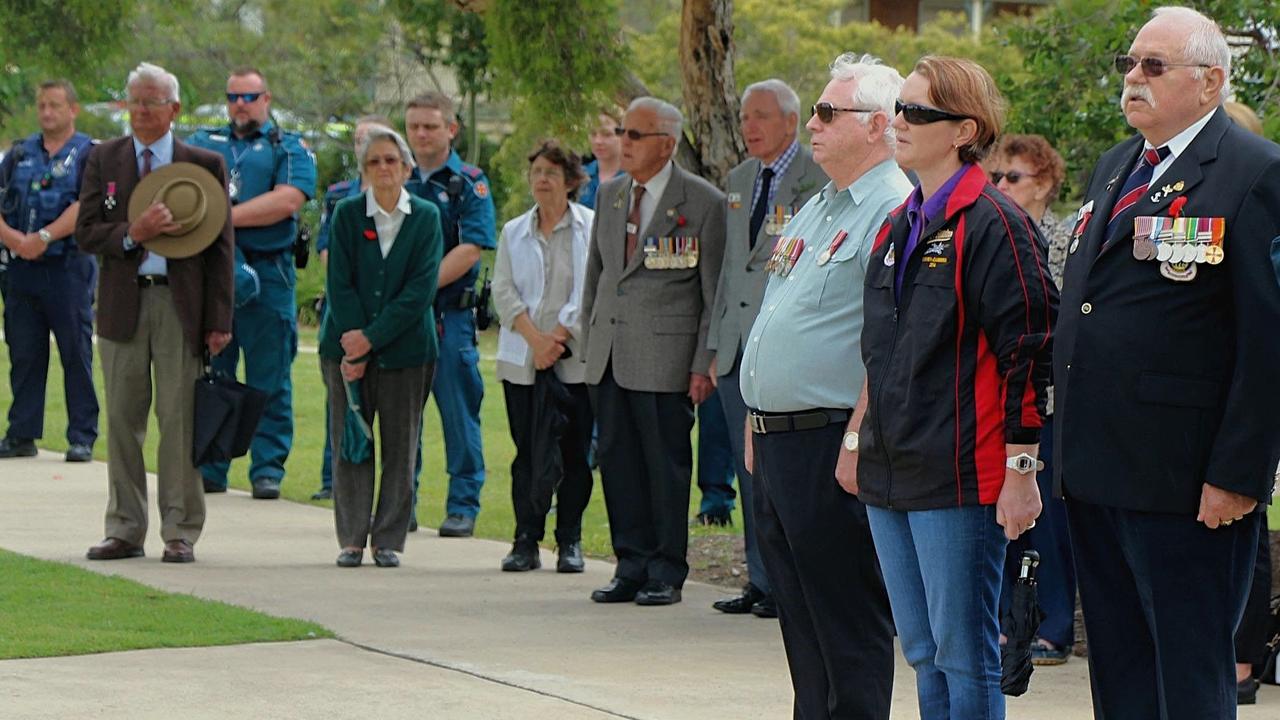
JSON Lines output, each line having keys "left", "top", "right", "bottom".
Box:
{"left": 817, "top": 229, "right": 848, "bottom": 267}
{"left": 643, "top": 237, "right": 659, "bottom": 269}
{"left": 104, "top": 181, "right": 117, "bottom": 211}
{"left": 764, "top": 206, "right": 788, "bottom": 236}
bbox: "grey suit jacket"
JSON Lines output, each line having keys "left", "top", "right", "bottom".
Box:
{"left": 580, "top": 162, "right": 726, "bottom": 392}
{"left": 707, "top": 147, "right": 826, "bottom": 375}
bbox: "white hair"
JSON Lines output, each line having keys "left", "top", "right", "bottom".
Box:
{"left": 357, "top": 125, "right": 417, "bottom": 169}
{"left": 828, "top": 53, "right": 904, "bottom": 146}
{"left": 1151, "top": 6, "right": 1231, "bottom": 100}
{"left": 741, "top": 79, "right": 802, "bottom": 129}
{"left": 627, "top": 97, "right": 684, "bottom": 139}
{"left": 127, "top": 62, "right": 180, "bottom": 103}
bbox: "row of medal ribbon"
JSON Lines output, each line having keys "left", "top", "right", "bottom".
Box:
{"left": 1132, "top": 216, "right": 1225, "bottom": 264}
{"left": 643, "top": 236, "right": 700, "bottom": 269}
{"left": 765, "top": 236, "right": 804, "bottom": 277}
{"left": 763, "top": 207, "right": 795, "bottom": 237}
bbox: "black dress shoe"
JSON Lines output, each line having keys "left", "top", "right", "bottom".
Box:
{"left": 750, "top": 595, "right": 778, "bottom": 618}
{"left": 635, "top": 580, "right": 682, "bottom": 606}
{"left": 310, "top": 488, "right": 332, "bottom": 500}
{"left": 162, "top": 539, "right": 195, "bottom": 563}
{"left": 591, "top": 577, "right": 643, "bottom": 603}
{"left": 408, "top": 513, "right": 419, "bottom": 532}
{"left": 1237, "top": 676, "right": 1259, "bottom": 705}
{"left": 251, "top": 478, "right": 281, "bottom": 499}
{"left": 65, "top": 444, "right": 93, "bottom": 462}
{"left": 0, "top": 437, "right": 36, "bottom": 458}
{"left": 712, "top": 584, "right": 764, "bottom": 614}
{"left": 501, "top": 540, "right": 541, "bottom": 572}
{"left": 86, "top": 537, "right": 144, "bottom": 560}
{"left": 203, "top": 478, "right": 227, "bottom": 493}
{"left": 336, "top": 549, "right": 363, "bottom": 567}
{"left": 438, "top": 513, "right": 474, "bottom": 537}
{"left": 372, "top": 548, "right": 400, "bottom": 567}
{"left": 556, "top": 542, "right": 585, "bottom": 573}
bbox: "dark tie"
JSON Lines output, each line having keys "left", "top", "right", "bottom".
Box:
{"left": 1104, "top": 145, "right": 1170, "bottom": 242}
{"left": 141, "top": 147, "right": 153, "bottom": 178}
{"left": 625, "top": 184, "right": 645, "bottom": 265}
{"left": 748, "top": 167, "right": 775, "bottom": 250}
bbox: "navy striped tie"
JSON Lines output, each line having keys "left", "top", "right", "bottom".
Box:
{"left": 1104, "top": 145, "right": 1170, "bottom": 242}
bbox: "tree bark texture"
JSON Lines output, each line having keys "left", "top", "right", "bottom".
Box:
{"left": 678, "top": 0, "right": 744, "bottom": 188}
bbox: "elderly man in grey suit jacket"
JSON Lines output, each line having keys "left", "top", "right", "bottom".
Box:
{"left": 707, "top": 78, "right": 827, "bottom": 618}
{"left": 581, "top": 97, "right": 726, "bottom": 606}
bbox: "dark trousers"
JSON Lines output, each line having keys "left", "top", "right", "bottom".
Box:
{"left": 590, "top": 366, "right": 694, "bottom": 587}
{"left": 1067, "top": 499, "right": 1259, "bottom": 719}
{"left": 4, "top": 255, "right": 98, "bottom": 446}
{"left": 323, "top": 359, "right": 432, "bottom": 552}
{"left": 753, "top": 420, "right": 894, "bottom": 720}
{"left": 718, "top": 350, "right": 769, "bottom": 594}
{"left": 696, "top": 386, "right": 737, "bottom": 515}
{"left": 502, "top": 379, "right": 593, "bottom": 544}
{"left": 1235, "top": 512, "right": 1272, "bottom": 670}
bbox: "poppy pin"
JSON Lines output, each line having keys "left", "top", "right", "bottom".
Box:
{"left": 1168, "top": 196, "right": 1188, "bottom": 219}
{"left": 364, "top": 229, "right": 377, "bottom": 241}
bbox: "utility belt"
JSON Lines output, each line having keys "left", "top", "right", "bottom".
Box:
{"left": 240, "top": 247, "right": 289, "bottom": 264}
{"left": 747, "top": 408, "right": 849, "bottom": 435}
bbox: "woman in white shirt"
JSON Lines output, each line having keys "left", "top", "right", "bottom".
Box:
{"left": 493, "top": 140, "right": 594, "bottom": 573}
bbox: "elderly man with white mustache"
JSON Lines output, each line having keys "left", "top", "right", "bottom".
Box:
{"left": 1053, "top": 6, "right": 1280, "bottom": 718}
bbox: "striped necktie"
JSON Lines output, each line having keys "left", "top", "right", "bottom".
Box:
{"left": 1104, "top": 145, "right": 1170, "bottom": 242}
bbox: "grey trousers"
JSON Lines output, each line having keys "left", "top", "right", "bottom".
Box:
{"left": 322, "top": 358, "right": 432, "bottom": 552}
{"left": 98, "top": 286, "right": 205, "bottom": 546}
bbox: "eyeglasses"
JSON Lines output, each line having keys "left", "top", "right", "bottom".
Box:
{"left": 126, "top": 98, "right": 173, "bottom": 109}
{"left": 365, "top": 155, "right": 402, "bottom": 168}
{"left": 613, "top": 127, "right": 667, "bottom": 141}
{"left": 894, "top": 100, "right": 969, "bottom": 125}
{"left": 226, "top": 92, "right": 264, "bottom": 104}
{"left": 990, "top": 170, "right": 1037, "bottom": 185}
{"left": 810, "top": 102, "right": 878, "bottom": 124}
{"left": 1114, "top": 54, "right": 1212, "bottom": 77}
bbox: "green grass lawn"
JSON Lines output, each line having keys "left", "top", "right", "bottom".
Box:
{"left": 0, "top": 549, "right": 331, "bottom": 659}
{"left": 0, "top": 324, "right": 744, "bottom": 559}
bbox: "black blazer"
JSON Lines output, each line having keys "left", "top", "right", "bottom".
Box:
{"left": 1053, "top": 107, "right": 1280, "bottom": 513}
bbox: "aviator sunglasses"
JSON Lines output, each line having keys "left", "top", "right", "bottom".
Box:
{"left": 990, "top": 170, "right": 1038, "bottom": 185}
{"left": 1114, "top": 54, "right": 1212, "bottom": 77}
{"left": 613, "top": 127, "right": 667, "bottom": 141}
{"left": 894, "top": 100, "right": 969, "bottom": 125}
{"left": 226, "top": 92, "right": 264, "bottom": 104}
{"left": 810, "top": 101, "right": 878, "bottom": 124}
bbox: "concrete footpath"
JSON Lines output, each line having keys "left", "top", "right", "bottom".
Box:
{"left": 0, "top": 452, "right": 1273, "bottom": 719}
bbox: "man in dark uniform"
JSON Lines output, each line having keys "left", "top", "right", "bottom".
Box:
{"left": 1055, "top": 8, "right": 1280, "bottom": 718}
{"left": 310, "top": 114, "right": 390, "bottom": 502}
{"left": 404, "top": 92, "right": 495, "bottom": 538}
{"left": 0, "top": 79, "right": 97, "bottom": 462}
{"left": 189, "top": 66, "right": 317, "bottom": 499}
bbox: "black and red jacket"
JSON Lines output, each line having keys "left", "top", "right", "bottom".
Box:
{"left": 858, "top": 164, "right": 1058, "bottom": 511}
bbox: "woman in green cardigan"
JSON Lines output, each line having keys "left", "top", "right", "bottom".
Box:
{"left": 319, "top": 125, "right": 443, "bottom": 568}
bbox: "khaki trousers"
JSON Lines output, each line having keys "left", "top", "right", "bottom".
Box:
{"left": 99, "top": 286, "right": 204, "bottom": 546}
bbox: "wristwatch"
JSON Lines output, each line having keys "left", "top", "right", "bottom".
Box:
{"left": 1006, "top": 453, "right": 1044, "bottom": 475}
{"left": 843, "top": 431, "right": 859, "bottom": 452}
{"left": 37, "top": 229, "right": 52, "bottom": 244}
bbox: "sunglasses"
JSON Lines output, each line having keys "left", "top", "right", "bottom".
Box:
{"left": 894, "top": 100, "right": 969, "bottom": 125}
{"left": 364, "top": 154, "right": 402, "bottom": 168}
{"left": 990, "top": 170, "right": 1038, "bottom": 185}
{"left": 613, "top": 127, "right": 667, "bottom": 141}
{"left": 810, "top": 102, "right": 878, "bottom": 124}
{"left": 1114, "top": 54, "right": 1211, "bottom": 77}
{"left": 226, "top": 92, "right": 264, "bottom": 104}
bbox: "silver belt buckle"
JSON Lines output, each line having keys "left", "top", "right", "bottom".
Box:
{"left": 749, "top": 413, "right": 767, "bottom": 434}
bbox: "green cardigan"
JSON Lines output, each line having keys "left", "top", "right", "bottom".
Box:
{"left": 319, "top": 193, "right": 444, "bottom": 368}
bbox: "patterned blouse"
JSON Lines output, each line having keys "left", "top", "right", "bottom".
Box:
{"left": 1041, "top": 208, "right": 1072, "bottom": 416}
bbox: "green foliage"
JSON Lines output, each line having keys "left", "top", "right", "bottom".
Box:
{"left": 997, "top": 0, "right": 1280, "bottom": 199}
{"left": 393, "top": 0, "right": 491, "bottom": 101}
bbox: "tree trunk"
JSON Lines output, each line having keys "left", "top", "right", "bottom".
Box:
{"left": 678, "top": 0, "right": 744, "bottom": 188}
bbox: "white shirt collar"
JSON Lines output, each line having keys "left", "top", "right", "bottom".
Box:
{"left": 366, "top": 187, "right": 412, "bottom": 218}
{"left": 635, "top": 159, "right": 674, "bottom": 201}
{"left": 1147, "top": 106, "right": 1217, "bottom": 160}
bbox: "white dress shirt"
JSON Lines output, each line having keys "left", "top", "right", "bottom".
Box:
{"left": 365, "top": 187, "right": 412, "bottom": 258}
{"left": 635, "top": 159, "right": 674, "bottom": 238}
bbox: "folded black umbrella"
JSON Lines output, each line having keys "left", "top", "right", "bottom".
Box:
{"left": 192, "top": 355, "right": 268, "bottom": 467}
{"left": 526, "top": 368, "right": 572, "bottom": 520}
{"left": 1002, "top": 549, "right": 1043, "bottom": 696}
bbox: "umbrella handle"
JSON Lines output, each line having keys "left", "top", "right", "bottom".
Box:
{"left": 1018, "top": 550, "right": 1040, "bottom": 581}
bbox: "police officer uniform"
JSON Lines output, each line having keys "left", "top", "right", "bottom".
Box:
{"left": 188, "top": 120, "right": 316, "bottom": 493}
{"left": 406, "top": 149, "right": 496, "bottom": 526}
{"left": 313, "top": 176, "right": 362, "bottom": 497}
{"left": 0, "top": 131, "right": 98, "bottom": 458}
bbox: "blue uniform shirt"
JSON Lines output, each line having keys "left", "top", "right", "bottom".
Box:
{"left": 316, "top": 176, "right": 362, "bottom": 254}
{"left": 0, "top": 131, "right": 93, "bottom": 257}
{"left": 188, "top": 120, "right": 317, "bottom": 253}
{"left": 406, "top": 149, "right": 495, "bottom": 307}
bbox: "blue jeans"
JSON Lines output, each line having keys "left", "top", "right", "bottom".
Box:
{"left": 414, "top": 307, "right": 485, "bottom": 518}
{"left": 696, "top": 387, "right": 736, "bottom": 516}
{"left": 867, "top": 503, "right": 1007, "bottom": 720}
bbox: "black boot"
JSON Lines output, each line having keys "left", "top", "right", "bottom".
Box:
{"left": 501, "top": 538, "right": 541, "bottom": 572}
{"left": 556, "top": 541, "right": 585, "bottom": 573}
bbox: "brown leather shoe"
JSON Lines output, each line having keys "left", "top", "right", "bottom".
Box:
{"left": 86, "top": 537, "right": 144, "bottom": 560}
{"left": 162, "top": 539, "right": 195, "bottom": 563}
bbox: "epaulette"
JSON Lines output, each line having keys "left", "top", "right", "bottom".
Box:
{"left": 327, "top": 179, "right": 354, "bottom": 194}
{"left": 461, "top": 163, "right": 483, "bottom": 179}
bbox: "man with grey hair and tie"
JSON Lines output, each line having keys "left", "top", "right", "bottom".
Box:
{"left": 580, "top": 96, "right": 726, "bottom": 606}
{"left": 708, "top": 77, "right": 827, "bottom": 619}
{"left": 740, "top": 54, "right": 910, "bottom": 718}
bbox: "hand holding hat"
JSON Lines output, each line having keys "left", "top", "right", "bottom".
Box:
{"left": 127, "top": 162, "right": 229, "bottom": 258}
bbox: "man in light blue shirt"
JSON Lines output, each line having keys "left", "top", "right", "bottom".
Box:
{"left": 737, "top": 53, "right": 912, "bottom": 719}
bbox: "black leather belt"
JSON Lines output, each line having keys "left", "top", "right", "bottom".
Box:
{"left": 748, "top": 408, "right": 849, "bottom": 434}
{"left": 241, "top": 248, "right": 287, "bottom": 264}
{"left": 137, "top": 274, "right": 169, "bottom": 288}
